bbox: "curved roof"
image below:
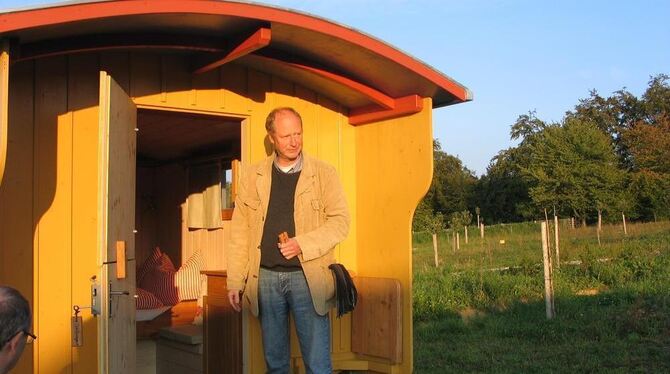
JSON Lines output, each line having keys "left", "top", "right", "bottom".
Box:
{"left": 0, "top": 0, "right": 471, "bottom": 120}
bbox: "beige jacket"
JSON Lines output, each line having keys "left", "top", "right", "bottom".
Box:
{"left": 226, "top": 153, "right": 350, "bottom": 316}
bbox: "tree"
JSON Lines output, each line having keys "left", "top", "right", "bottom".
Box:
{"left": 475, "top": 148, "right": 532, "bottom": 223}
{"left": 522, "top": 119, "right": 625, "bottom": 223}
{"left": 449, "top": 210, "right": 473, "bottom": 231}
{"left": 423, "top": 140, "right": 477, "bottom": 218}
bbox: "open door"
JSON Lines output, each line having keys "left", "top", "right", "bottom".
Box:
{"left": 97, "top": 71, "right": 137, "bottom": 373}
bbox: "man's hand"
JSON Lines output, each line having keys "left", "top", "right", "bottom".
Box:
{"left": 278, "top": 237, "right": 302, "bottom": 260}
{"left": 227, "top": 290, "right": 242, "bottom": 312}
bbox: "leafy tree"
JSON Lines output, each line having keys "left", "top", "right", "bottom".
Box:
{"left": 449, "top": 210, "right": 473, "bottom": 230}
{"left": 624, "top": 115, "right": 670, "bottom": 174}
{"left": 475, "top": 148, "right": 531, "bottom": 223}
{"left": 521, "top": 119, "right": 625, "bottom": 222}
{"left": 423, "top": 140, "right": 477, "bottom": 218}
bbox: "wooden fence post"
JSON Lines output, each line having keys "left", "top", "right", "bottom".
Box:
{"left": 456, "top": 232, "right": 460, "bottom": 250}
{"left": 554, "top": 214, "right": 560, "bottom": 268}
{"left": 622, "top": 211, "right": 628, "bottom": 235}
{"left": 432, "top": 233, "right": 439, "bottom": 267}
{"left": 480, "top": 223, "right": 484, "bottom": 239}
{"left": 465, "top": 226, "right": 469, "bottom": 244}
{"left": 541, "top": 222, "right": 556, "bottom": 319}
{"left": 597, "top": 209, "right": 602, "bottom": 246}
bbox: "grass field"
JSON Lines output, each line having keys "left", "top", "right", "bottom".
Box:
{"left": 412, "top": 220, "right": 670, "bottom": 373}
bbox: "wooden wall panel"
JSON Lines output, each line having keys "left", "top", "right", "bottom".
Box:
{"left": 354, "top": 99, "right": 433, "bottom": 372}
{"left": 3, "top": 50, "right": 355, "bottom": 373}
{"left": 69, "top": 53, "right": 101, "bottom": 374}
{"left": 154, "top": 163, "right": 186, "bottom": 265}
{"left": 34, "top": 56, "right": 72, "bottom": 374}
{"left": 135, "top": 166, "right": 158, "bottom": 267}
{"left": 0, "top": 59, "right": 35, "bottom": 374}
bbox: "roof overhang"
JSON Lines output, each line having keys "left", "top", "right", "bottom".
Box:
{"left": 0, "top": 0, "right": 472, "bottom": 124}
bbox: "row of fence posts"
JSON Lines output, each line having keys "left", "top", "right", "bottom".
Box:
{"left": 541, "top": 210, "right": 631, "bottom": 319}
{"left": 426, "top": 211, "right": 632, "bottom": 318}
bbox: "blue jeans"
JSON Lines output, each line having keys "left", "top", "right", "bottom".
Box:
{"left": 258, "top": 267, "right": 332, "bottom": 374}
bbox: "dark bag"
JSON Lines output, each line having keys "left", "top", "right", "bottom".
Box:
{"left": 329, "top": 263, "right": 357, "bottom": 317}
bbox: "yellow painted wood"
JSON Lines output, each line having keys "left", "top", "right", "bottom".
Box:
{"left": 34, "top": 56, "right": 73, "bottom": 374}
{"left": 0, "top": 39, "right": 9, "bottom": 184}
{"left": 354, "top": 99, "right": 433, "bottom": 372}
{"left": 0, "top": 51, "right": 35, "bottom": 374}
{"left": 98, "top": 71, "right": 137, "bottom": 373}
{"left": 69, "top": 53, "right": 102, "bottom": 374}
{"left": 1, "top": 50, "right": 437, "bottom": 373}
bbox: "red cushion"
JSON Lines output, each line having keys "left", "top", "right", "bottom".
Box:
{"left": 137, "top": 247, "right": 162, "bottom": 285}
{"left": 135, "top": 287, "right": 164, "bottom": 310}
{"left": 175, "top": 250, "right": 204, "bottom": 301}
{"left": 139, "top": 252, "right": 179, "bottom": 306}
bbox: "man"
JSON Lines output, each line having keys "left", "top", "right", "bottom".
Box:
{"left": 227, "top": 107, "right": 349, "bottom": 373}
{"left": 0, "top": 286, "right": 34, "bottom": 374}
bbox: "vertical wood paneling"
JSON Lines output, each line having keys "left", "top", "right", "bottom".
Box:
{"left": 154, "top": 164, "right": 186, "bottom": 264}
{"left": 6, "top": 50, "right": 358, "bottom": 373}
{"left": 0, "top": 59, "right": 35, "bottom": 374}
{"left": 129, "top": 52, "right": 162, "bottom": 103}
{"left": 35, "top": 56, "right": 72, "bottom": 374}
{"left": 100, "top": 52, "right": 130, "bottom": 94}
{"left": 163, "top": 55, "right": 192, "bottom": 109}
{"left": 191, "top": 68, "right": 219, "bottom": 109}
{"left": 135, "top": 166, "right": 158, "bottom": 267}
{"left": 68, "top": 54, "right": 101, "bottom": 374}
{"left": 247, "top": 69, "right": 272, "bottom": 162}
{"left": 218, "top": 63, "right": 249, "bottom": 113}
{"left": 354, "top": 100, "right": 433, "bottom": 372}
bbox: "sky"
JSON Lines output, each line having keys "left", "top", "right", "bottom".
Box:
{"left": 1, "top": 0, "right": 669, "bottom": 175}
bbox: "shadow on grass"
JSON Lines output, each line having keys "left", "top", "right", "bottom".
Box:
{"left": 414, "top": 289, "right": 670, "bottom": 373}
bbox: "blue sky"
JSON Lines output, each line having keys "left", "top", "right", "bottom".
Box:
{"left": 2, "top": 0, "right": 669, "bottom": 175}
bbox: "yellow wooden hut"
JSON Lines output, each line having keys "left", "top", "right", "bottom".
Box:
{"left": 0, "top": 1, "right": 471, "bottom": 373}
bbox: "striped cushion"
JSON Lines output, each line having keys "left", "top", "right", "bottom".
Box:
{"left": 175, "top": 250, "right": 204, "bottom": 301}
{"left": 136, "top": 287, "right": 164, "bottom": 310}
{"left": 137, "top": 246, "right": 162, "bottom": 285}
{"left": 139, "top": 252, "right": 179, "bottom": 306}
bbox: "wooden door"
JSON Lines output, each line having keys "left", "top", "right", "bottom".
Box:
{"left": 97, "top": 71, "right": 137, "bottom": 374}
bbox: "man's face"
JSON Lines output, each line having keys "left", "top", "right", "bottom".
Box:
{"left": 269, "top": 112, "right": 303, "bottom": 166}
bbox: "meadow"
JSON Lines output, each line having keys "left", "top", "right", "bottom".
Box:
{"left": 412, "top": 220, "right": 670, "bottom": 373}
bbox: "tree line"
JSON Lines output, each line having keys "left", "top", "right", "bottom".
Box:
{"left": 414, "top": 74, "right": 670, "bottom": 231}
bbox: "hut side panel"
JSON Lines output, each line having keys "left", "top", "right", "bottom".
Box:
{"left": 3, "top": 51, "right": 357, "bottom": 373}
{"left": 0, "top": 56, "right": 35, "bottom": 374}
{"left": 354, "top": 99, "right": 434, "bottom": 372}
{"left": 69, "top": 53, "right": 102, "bottom": 374}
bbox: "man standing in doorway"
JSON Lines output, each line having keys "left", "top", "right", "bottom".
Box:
{"left": 0, "top": 286, "right": 35, "bottom": 374}
{"left": 227, "top": 107, "right": 349, "bottom": 373}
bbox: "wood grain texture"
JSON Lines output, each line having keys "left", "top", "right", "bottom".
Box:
{"left": 351, "top": 277, "right": 403, "bottom": 364}
{"left": 98, "top": 71, "right": 137, "bottom": 373}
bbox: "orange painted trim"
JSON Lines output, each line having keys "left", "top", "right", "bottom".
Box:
{"left": 349, "top": 95, "right": 423, "bottom": 126}
{"left": 257, "top": 55, "right": 395, "bottom": 109}
{"left": 0, "top": 0, "right": 469, "bottom": 102}
{"left": 193, "top": 27, "right": 271, "bottom": 74}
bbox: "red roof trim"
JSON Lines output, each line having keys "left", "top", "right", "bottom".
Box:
{"left": 193, "top": 27, "right": 271, "bottom": 74}
{"left": 0, "top": 0, "right": 469, "bottom": 102}
{"left": 257, "top": 55, "right": 396, "bottom": 109}
{"left": 349, "top": 95, "right": 423, "bottom": 126}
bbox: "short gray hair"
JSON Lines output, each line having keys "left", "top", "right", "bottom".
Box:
{"left": 0, "top": 286, "right": 31, "bottom": 350}
{"left": 265, "top": 107, "right": 302, "bottom": 133}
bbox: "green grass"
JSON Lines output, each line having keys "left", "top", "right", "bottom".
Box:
{"left": 413, "top": 220, "right": 670, "bottom": 373}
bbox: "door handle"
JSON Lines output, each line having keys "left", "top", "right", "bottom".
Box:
{"left": 108, "top": 282, "right": 130, "bottom": 317}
